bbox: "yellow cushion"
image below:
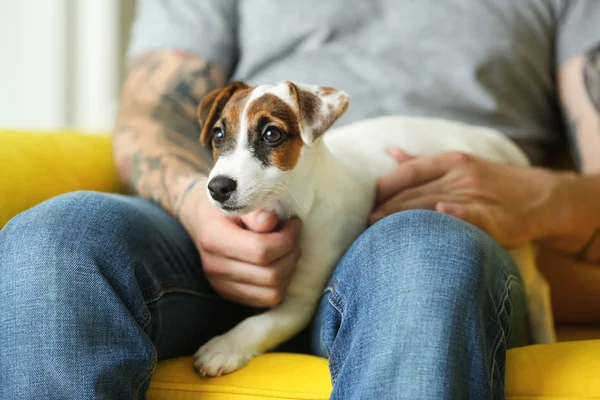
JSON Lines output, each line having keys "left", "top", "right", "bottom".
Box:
{"left": 148, "top": 354, "right": 332, "bottom": 400}
{"left": 0, "top": 130, "right": 123, "bottom": 228}
{"left": 2, "top": 130, "right": 600, "bottom": 399}
{"left": 147, "top": 339, "right": 600, "bottom": 400}
{"left": 505, "top": 340, "right": 600, "bottom": 399}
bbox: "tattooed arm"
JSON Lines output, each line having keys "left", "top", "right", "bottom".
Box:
{"left": 112, "top": 50, "right": 226, "bottom": 218}
{"left": 542, "top": 44, "right": 600, "bottom": 263}
{"left": 559, "top": 44, "right": 600, "bottom": 173}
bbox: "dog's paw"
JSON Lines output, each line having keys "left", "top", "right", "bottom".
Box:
{"left": 193, "top": 335, "right": 255, "bottom": 377}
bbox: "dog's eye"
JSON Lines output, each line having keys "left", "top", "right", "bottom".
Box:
{"left": 262, "top": 127, "right": 284, "bottom": 145}
{"left": 212, "top": 127, "right": 225, "bottom": 147}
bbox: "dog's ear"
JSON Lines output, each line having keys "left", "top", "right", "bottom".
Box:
{"left": 283, "top": 81, "right": 350, "bottom": 145}
{"left": 198, "top": 81, "right": 249, "bottom": 146}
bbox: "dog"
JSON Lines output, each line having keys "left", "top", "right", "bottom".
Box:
{"left": 192, "top": 80, "right": 557, "bottom": 377}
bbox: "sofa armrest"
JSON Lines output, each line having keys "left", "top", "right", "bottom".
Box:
{"left": 0, "top": 130, "right": 124, "bottom": 228}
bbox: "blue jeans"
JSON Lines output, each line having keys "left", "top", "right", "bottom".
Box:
{"left": 0, "top": 191, "right": 525, "bottom": 399}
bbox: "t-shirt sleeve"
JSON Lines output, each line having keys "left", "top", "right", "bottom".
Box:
{"left": 127, "top": 0, "right": 238, "bottom": 75}
{"left": 556, "top": 0, "right": 600, "bottom": 65}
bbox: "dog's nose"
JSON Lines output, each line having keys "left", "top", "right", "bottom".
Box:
{"left": 207, "top": 176, "right": 237, "bottom": 203}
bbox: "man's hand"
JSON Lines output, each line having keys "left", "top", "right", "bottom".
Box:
{"left": 181, "top": 183, "right": 302, "bottom": 308}
{"left": 369, "top": 148, "right": 569, "bottom": 248}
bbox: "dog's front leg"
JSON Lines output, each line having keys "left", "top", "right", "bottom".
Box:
{"left": 193, "top": 251, "right": 335, "bottom": 377}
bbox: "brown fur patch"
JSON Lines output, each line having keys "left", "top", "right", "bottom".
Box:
{"left": 197, "top": 81, "right": 250, "bottom": 146}
{"left": 297, "top": 91, "right": 322, "bottom": 127}
{"left": 210, "top": 88, "right": 252, "bottom": 158}
{"left": 317, "top": 86, "right": 336, "bottom": 96}
{"left": 270, "top": 132, "right": 304, "bottom": 171}
{"left": 286, "top": 82, "right": 322, "bottom": 129}
{"left": 246, "top": 93, "right": 304, "bottom": 170}
{"left": 285, "top": 81, "right": 349, "bottom": 141}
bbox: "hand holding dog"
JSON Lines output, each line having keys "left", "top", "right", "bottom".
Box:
{"left": 369, "top": 148, "right": 567, "bottom": 248}
{"left": 181, "top": 184, "right": 302, "bottom": 308}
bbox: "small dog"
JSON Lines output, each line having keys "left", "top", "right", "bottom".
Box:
{"left": 193, "top": 80, "right": 556, "bottom": 376}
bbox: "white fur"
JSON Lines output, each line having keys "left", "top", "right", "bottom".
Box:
{"left": 207, "top": 85, "right": 288, "bottom": 215}
{"left": 195, "top": 86, "right": 556, "bottom": 377}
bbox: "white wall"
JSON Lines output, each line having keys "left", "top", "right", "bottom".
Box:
{"left": 0, "top": 0, "right": 131, "bottom": 132}
{"left": 0, "top": 0, "right": 69, "bottom": 130}
{"left": 73, "top": 0, "right": 120, "bottom": 132}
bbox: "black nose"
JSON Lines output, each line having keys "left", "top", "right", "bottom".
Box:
{"left": 208, "top": 176, "right": 237, "bottom": 203}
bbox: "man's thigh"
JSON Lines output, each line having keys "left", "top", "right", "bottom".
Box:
{"left": 308, "top": 211, "right": 525, "bottom": 398}
{"left": 0, "top": 191, "right": 255, "bottom": 361}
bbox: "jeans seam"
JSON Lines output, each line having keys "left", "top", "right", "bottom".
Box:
{"left": 136, "top": 307, "right": 151, "bottom": 329}
{"left": 328, "top": 278, "right": 346, "bottom": 309}
{"left": 489, "top": 274, "right": 519, "bottom": 394}
{"left": 142, "top": 282, "right": 219, "bottom": 304}
{"left": 132, "top": 345, "right": 157, "bottom": 399}
{"left": 326, "top": 293, "right": 341, "bottom": 384}
{"left": 142, "top": 279, "right": 180, "bottom": 292}
{"left": 323, "top": 279, "right": 345, "bottom": 384}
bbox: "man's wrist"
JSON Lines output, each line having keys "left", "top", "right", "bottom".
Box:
{"left": 174, "top": 173, "right": 212, "bottom": 242}
{"left": 172, "top": 171, "right": 206, "bottom": 213}
{"left": 539, "top": 171, "right": 600, "bottom": 260}
{"left": 544, "top": 171, "right": 579, "bottom": 238}
{"left": 175, "top": 175, "right": 207, "bottom": 217}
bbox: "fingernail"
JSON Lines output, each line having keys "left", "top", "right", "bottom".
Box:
{"left": 386, "top": 147, "right": 402, "bottom": 157}
{"left": 437, "top": 202, "right": 455, "bottom": 214}
{"left": 257, "top": 210, "right": 271, "bottom": 225}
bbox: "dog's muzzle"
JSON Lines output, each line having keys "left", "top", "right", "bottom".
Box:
{"left": 207, "top": 175, "right": 237, "bottom": 203}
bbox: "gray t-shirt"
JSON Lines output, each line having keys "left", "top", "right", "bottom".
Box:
{"left": 127, "top": 0, "right": 600, "bottom": 166}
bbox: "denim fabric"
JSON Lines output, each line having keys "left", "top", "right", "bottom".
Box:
{"left": 311, "top": 210, "right": 525, "bottom": 399}
{"left": 0, "top": 192, "right": 254, "bottom": 399}
{"left": 0, "top": 192, "right": 525, "bottom": 399}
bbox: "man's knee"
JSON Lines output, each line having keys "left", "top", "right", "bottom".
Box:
{"left": 0, "top": 191, "right": 165, "bottom": 289}
{"left": 2, "top": 191, "right": 139, "bottom": 258}
{"left": 337, "top": 210, "right": 513, "bottom": 297}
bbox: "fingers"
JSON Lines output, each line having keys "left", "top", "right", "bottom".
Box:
{"left": 437, "top": 202, "right": 492, "bottom": 235}
{"left": 241, "top": 209, "right": 279, "bottom": 233}
{"left": 369, "top": 196, "right": 452, "bottom": 225}
{"left": 210, "top": 280, "right": 286, "bottom": 308}
{"left": 436, "top": 202, "right": 466, "bottom": 218}
{"left": 198, "top": 216, "right": 302, "bottom": 265}
{"left": 372, "top": 179, "right": 447, "bottom": 214}
{"left": 205, "top": 246, "right": 301, "bottom": 308}
{"left": 202, "top": 244, "right": 301, "bottom": 308}
{"left": 376, "top": 151, "right": 471, "bottom": 205}
{"left": 370, "top": 169, "right": 466, "bottom": 224}
{"left": 386, "top": 147, "right": 415, "bottom": 162}
{"left": 202, "top": 247, "right": 301, "bottom": 288}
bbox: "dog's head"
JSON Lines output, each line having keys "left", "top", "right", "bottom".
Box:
{"left": 198, "top": 80, "right": 349, "bottom": 215}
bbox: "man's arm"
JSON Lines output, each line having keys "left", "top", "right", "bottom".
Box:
{"left": 558, "top": 44, "right": 600, "bottom": 173}
{"left": 112, "top": 50, "right": 226, "bottom": 218}
{"left": 547, "top": 44, "right": 600, "bottom": 262}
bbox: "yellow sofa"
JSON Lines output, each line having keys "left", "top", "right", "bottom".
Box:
{"left": 2, "top": 130, "right": 600, "bottom": 400}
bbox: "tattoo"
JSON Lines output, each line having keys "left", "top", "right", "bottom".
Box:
{"left": 175, "top": 177, "right": 205, "bottom": 217}
{"left": 576, "top": 228, "right": 600, "bottom": 263}
{"left": 560, "top": 105, "right": 582, "bottom": 168}
{"left": 152, "top": 62, "right": 218, "bottom": 141}
{"left": 129, "top": 152, "right": 168, "bottom": 205}
{"left": 113, "top": 50, "right": 225, "bottom": 217}
{"left": 583, "top": 44, "right": 600, "bottom": 114}
{"left": 561, "top": 44, "right": 600, "bottom": 171}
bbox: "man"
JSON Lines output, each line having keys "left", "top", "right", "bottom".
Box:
{"left": 1, "top": 1, "right": 600, "bottom": 399}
